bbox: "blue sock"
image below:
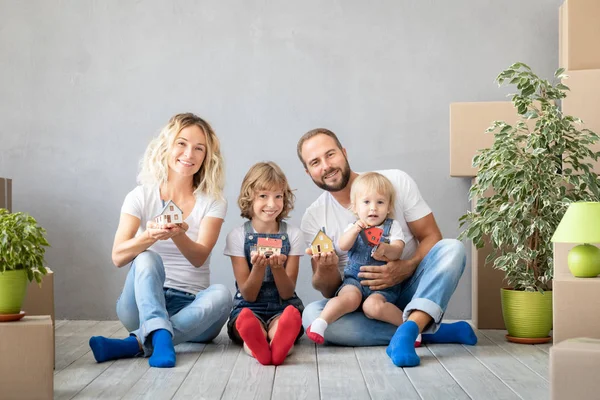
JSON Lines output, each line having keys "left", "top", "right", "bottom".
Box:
{"left": 149, "top": 329, "right": 176, "bottom": 368}
{"left": 89, "top": 335, "right": 140, "bottom": 363}
{"left": 386, "top": 321, "right": 420, "bottom": 367}
{"left": 422, "top": 321, "right": 477, "bottom": 345}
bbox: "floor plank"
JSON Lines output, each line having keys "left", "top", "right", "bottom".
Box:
{"left": 172, "top": 333, "right": 241, "bottom": 400}
{"left": 55, "top": 321, "right": 122, "bottom": 371}
{"left": 54, "top": 327, "right": 129, "bottom": 400}
{"left": 427, "top": 343, "right": 521, "bottom": 399}
{"left": 354, "top": 346, "right": 420, "bottom": 400}
{"left": 55, "top": 319, "right": 69, "bottom": 330}
{"left": 220, "top": 349, "right": 276, "bottom": 400}
{"left": 121, "top": 342, "right": 205, "bottom": 400}
{"left": 463, "top": 330, "right": 549, "bottom": 400}
{"left": 481, "top": 330, "right": 550, "bottom": 380}
{"left": 404, "top": 346, "right": 470, "bottom": 400}
{"left": 272, "top": 337, "right": 320, "bottom": 400}
{"left": 317, "top": 346, "right": 370, "bottom": 400}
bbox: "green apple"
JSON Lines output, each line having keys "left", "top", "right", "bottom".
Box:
{"left": 568, "top": 244, "right": 600, "bottom": 277}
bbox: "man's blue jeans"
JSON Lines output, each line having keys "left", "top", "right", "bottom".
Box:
{"left": 302, "top": 239, "right": 466, "bottom": 346}
{"left": 116, "top": 250, "right": 233, "bottom": 355}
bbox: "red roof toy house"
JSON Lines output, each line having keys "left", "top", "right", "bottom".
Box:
{"left": 362, "top": 227, "right": 383, "bottom": 247}
{"left": 257, "top": 237, "right": 282, "bottom": 258}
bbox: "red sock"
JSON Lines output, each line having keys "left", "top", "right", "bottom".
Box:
{"left": 270, "top": 306, "right": 302, "bottom": 365}
{"left": 235, "top": 308, "right": 271, "bottom": 365}
{"left": 306, "top": 325, "right": 325, "bottom": 345}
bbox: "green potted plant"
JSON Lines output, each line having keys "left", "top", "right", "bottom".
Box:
{"left": 459, "top": 62, "right": 600, "bottom": 343}
{"left": 0, "top": 208, "right": 50, "bottom": 319}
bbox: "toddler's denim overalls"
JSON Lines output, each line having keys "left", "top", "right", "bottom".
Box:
{"left": 227, "top": 221, "right": 304, "bottom": 343}
{"left": 337, "top": 218, "right": 400, "bottom": 303}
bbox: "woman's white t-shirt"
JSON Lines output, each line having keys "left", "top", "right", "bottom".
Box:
{"left": 121, "top": 184, "right": 227, "bottom": 294}
{"left": 223, "top": 223, "right": 305, "bottom": 258}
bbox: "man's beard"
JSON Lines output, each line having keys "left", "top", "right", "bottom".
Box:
{"left": 312, "top": 159, "right": 351, "bottom": 192}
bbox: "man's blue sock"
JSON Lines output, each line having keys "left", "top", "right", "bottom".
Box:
{"left": 149, "top": 329, "right": 176, "bottom": 368}
{"left": 89, "top": 335, "right": 140, "bottom": 363}
{"left": 386, "top": 321, "right": 421, "bottom": 367}
{"left": 422, "top": 321, "right": 477, "bottom": 345}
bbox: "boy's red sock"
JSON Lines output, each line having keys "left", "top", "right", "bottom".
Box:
{"left": 235, "top": 308, "right": 271, "bottom": 365}
{"left": 270, "top": 306, "right": 302, "bottom": 365}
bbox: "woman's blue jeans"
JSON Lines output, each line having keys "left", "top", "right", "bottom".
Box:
{"left": 116, "top": 250, "right": 233, "bottom": 356}
{"left": 302, "top": 239, "right": 466, "bottom": 346}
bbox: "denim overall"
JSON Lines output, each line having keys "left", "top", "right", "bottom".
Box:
{"left": 338, "top": 218, "right": 399, "bottom": 303}
{"left": 227, "top": 221, "right": 304, "bottom": 343}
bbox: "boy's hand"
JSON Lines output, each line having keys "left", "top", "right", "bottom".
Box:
{"left": 250, "top": 251, "right": 269, "bottom": 269}
{"left": 268, "top": 254, "right": 287, "bottom": 269}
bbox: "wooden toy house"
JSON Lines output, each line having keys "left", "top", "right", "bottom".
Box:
{"left": 362, "top": 227, "right": 383, "bottom": 247}
{"left": 257, "top": 237, "right": 282, "bottom": 258}
{"left": 155, "top": 200, "right": 183, "bottom": 226}
{"left": 310, "top": 229, "right": 335, "bottom": 255}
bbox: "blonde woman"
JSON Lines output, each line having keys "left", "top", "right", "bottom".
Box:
{"left": 89, "top": 113, "right": 232, "bottom": 368}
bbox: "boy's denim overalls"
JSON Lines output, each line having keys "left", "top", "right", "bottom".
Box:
{"left": 227, "top": 221, "right": 304, "bottom": 343}
{"left": 337, "top": 218, "right": 400, "bottom": 303}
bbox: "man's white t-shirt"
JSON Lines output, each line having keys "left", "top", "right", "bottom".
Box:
{"left": 301, "top": 170, "right": 431, "bottom": 276}
{"left": 121, "top": 184, "right": 227, "bottom": 294}
{"left": 224, "top": 223, "right": 305, "bottom": 258}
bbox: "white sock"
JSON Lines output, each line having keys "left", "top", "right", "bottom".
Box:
{"left": 310, "top": 318, "right": 328, "bottom": 336}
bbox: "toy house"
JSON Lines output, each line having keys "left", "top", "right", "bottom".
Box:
{"left": 362, "top": 227, "right": 383, "bottom": 247}
{"left": 257, "top": 237, "right": 282, "bottom": 258}
{"left": 155, "top": 200, "right": 183, "bottom": 226}
{"left": 311, "top": 229, "right": 335, "bottom": 255}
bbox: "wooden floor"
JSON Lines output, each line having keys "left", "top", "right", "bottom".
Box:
{"left": 54, "top": 320, "right": 551, "bottom": 400}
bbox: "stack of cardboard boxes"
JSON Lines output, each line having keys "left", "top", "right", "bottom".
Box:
{"left": 551, "top": 2, "right": 600, "bottom": 398}
{"left": 0, "top": 177, "right": 55, "bottom": 399}
{"left": 450, "top": 102, "right": 528, "bottom": 329}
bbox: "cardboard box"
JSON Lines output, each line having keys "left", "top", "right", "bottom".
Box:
{"left": 449, "top": 102, "right": 526, "bottom": 177}
{"left": 0, "top": 316, "right": 53, "bottom": 399}
{"left": 551, "top": 338, "right": 600, "bottom": 400}
{"left": 0, "top": 177, "right": 11, "bottom": 211}
{"left": 22, "top": 268, "right": 55, "bottom": 367}
{"left": 22, "top": 268, "right": 54, "bottom": 325}
{"left": 553, "top": 273, "right": 600, "bottom": 344}
{"left": 560, "top": 69, "right": 600, "bottom": 174}
{"left": 470, "top": 180, "right": 506, "bottom": 329}
{"left": 559, "top": 0, "right": 600, "bottom": 71}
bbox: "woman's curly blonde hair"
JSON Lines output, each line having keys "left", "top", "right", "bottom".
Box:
{"left": 238, "top": 162, "right": 295, "bottom": 222}
{"left": 137, "top": 113, "right": 225, "bottom": 199}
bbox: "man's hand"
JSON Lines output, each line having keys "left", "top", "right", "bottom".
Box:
{"left": 305, "top": 247, "right": 339, "bottom": 271}
{"left": 357, "top": 259, "right": 417, "bottom": 290}
{"left": 268, "top": 254, "right": 287, "bottom": 269}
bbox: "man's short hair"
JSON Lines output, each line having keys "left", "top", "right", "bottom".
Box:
{"left": 296, "top": 128, "right": 344, "bottom": 168}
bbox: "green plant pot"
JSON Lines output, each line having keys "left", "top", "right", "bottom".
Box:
{"left": 0, "top": 269, "right": 28, "bottom": 314}
{"left": 501, "top": 288, "right": 553, "bottom": 339}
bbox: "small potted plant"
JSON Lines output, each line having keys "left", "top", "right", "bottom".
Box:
{"left": 0, "top": 208, "right": 50, "bottom": 320}
{"left": 459, "top": 62, "right": 600, "bottom": 343}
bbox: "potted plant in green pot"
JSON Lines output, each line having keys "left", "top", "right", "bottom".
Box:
{"left": 459, "top": 62, "right": 600, "bottom": 344}
{"left": 0, "top": 208, "right": 50, "bottom": 321}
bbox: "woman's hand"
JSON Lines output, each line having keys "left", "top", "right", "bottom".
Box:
{"left": 268, "top": 253, "right": 287, "bottom": 269}
{"left": 146, "top": 221, "right": 186, "bottom": 241}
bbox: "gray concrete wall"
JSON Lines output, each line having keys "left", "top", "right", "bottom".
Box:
{"left": 0, "top": 0, "right": 562, "bottom": 319}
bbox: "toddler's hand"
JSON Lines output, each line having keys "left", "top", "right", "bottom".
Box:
{"left": 354, "top": 219, "right": 369, "bottom": 232}
{"left": 372, "top": 243, "right": 389, "bottom": 261}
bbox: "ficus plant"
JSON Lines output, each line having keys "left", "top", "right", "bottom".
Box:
{"left": 459, "top": 62, "right": 600, "bottom": 292}
{"left": 0, "top": 208, "right": 50, "bottom": 283}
